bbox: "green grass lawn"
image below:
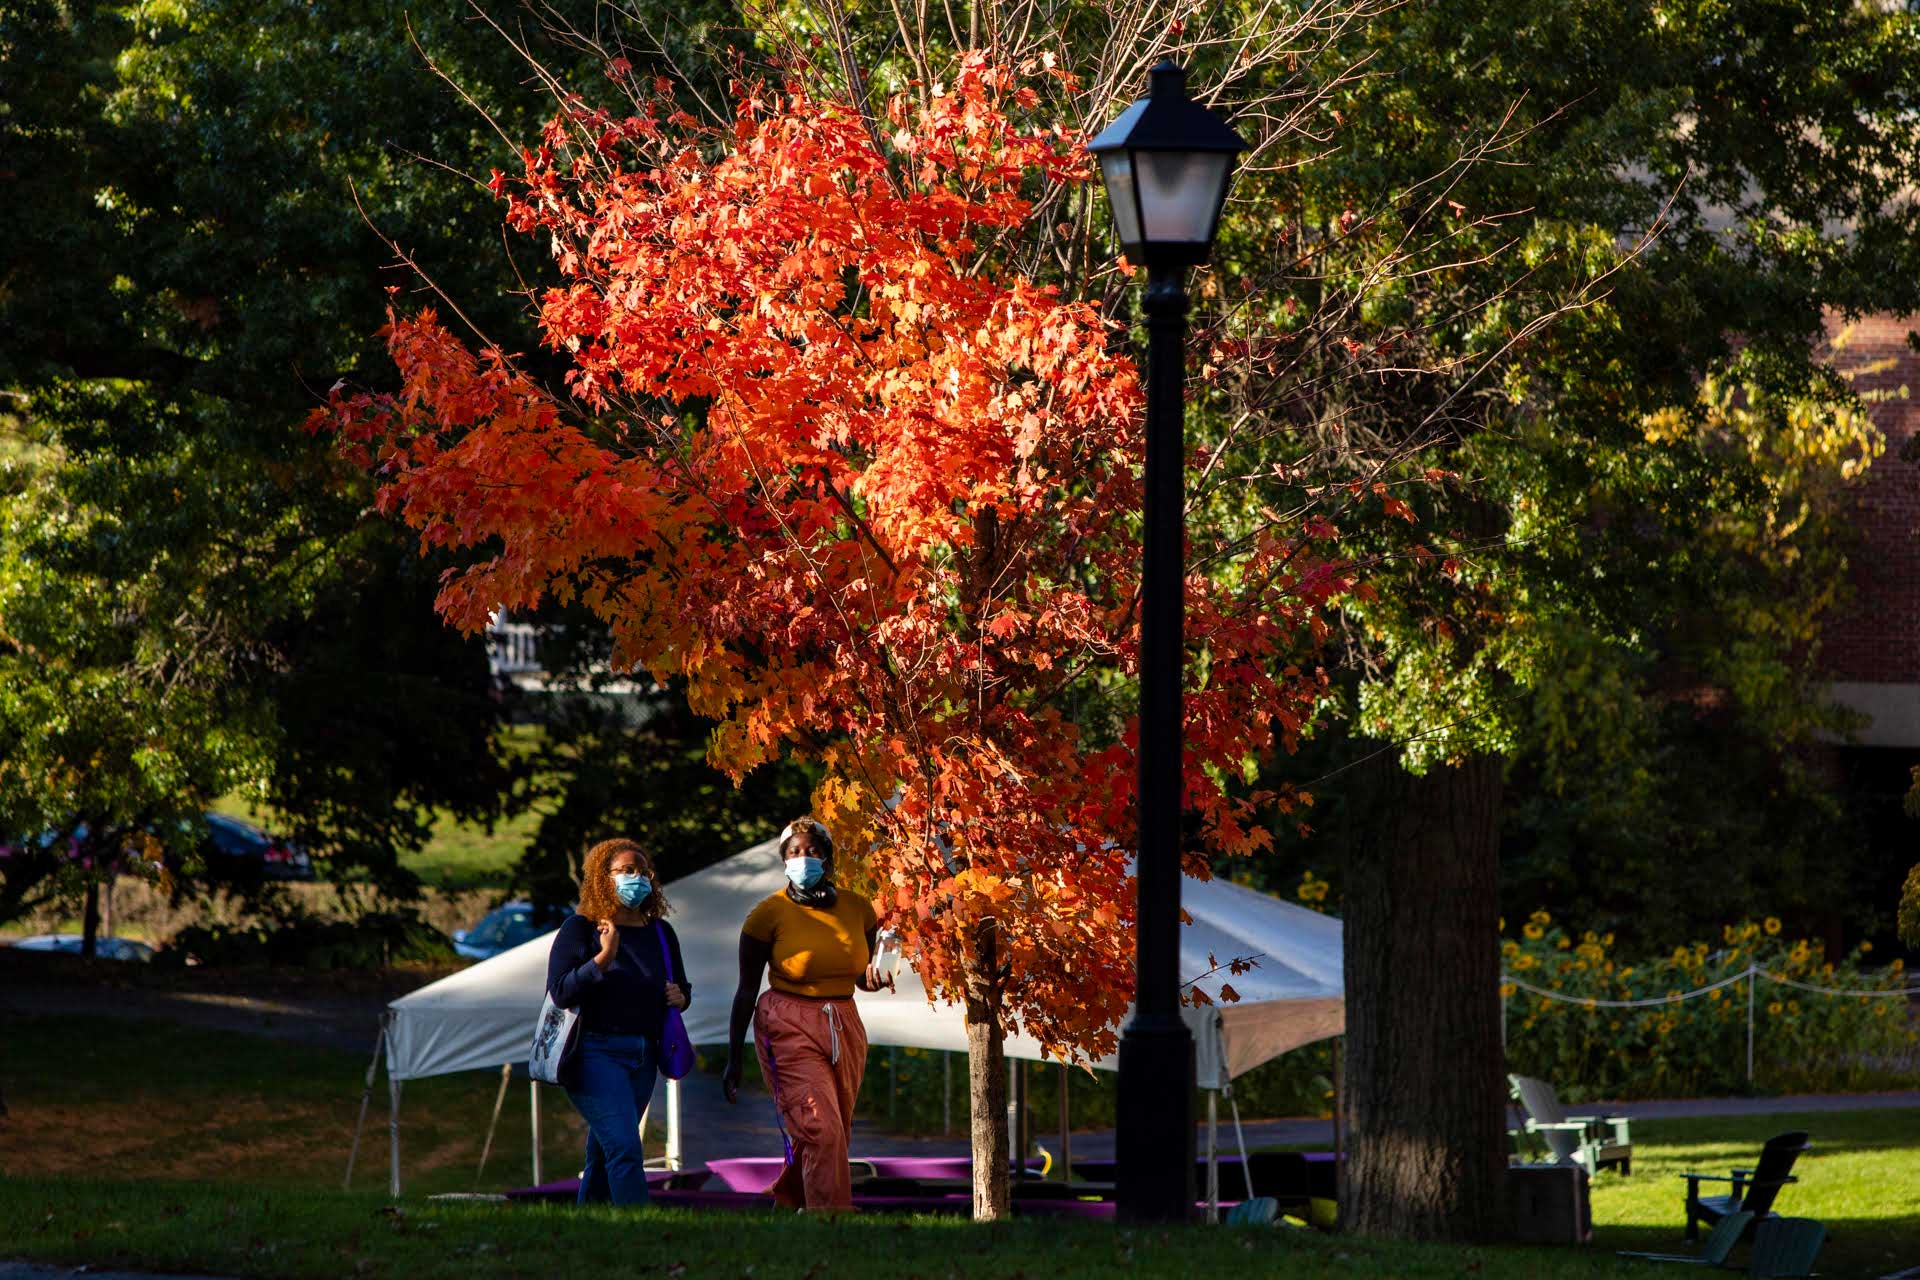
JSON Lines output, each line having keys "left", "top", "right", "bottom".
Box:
{"left": 1, "top": 1183, "right": 1818, "bottom": 1280}
{"left": 209, "top": 789, "right": 541, "bottom": 894}
{"left": 4, "top": 1014, "right": 1917, "bottom": 1277}
{"left": 401, "top": 801, "right": 547, "bottom": 892}
{"left": 1586, "top": 1109, "right": 1920, "bottom": 1276}
{"left": 0, "top": 1013, "right": 597, "bottom": 1195}
{"left": 209, "top": 725, "right": 552, "bottom": 893}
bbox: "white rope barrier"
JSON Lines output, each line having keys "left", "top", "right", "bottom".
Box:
{"left": 1501, "top": 969, "right": 1753, "bottom": 1008}
{"left": 1499, "top": 962, "right": 1920, "bottom": 1085}
{"left": 1501, "top": 962, "right": 1920, "bottom": 1006}
{"left": 1759, "top": 970, "right": 1920, "bottom": 999}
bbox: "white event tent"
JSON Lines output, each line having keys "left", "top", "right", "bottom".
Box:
{"left": 353, "top": 835, "right": 1344, "bottom": 1196}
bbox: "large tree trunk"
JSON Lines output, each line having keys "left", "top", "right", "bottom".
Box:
{"left": 964, "top": 920, "right": 1010, "bottom": 1220}
{"left": 1340, "top": 754, "right": 1509, "bottom": 1242}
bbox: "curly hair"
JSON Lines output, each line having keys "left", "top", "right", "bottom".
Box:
{"left": 576, "top": 838, "right": 671, "bottom": 924}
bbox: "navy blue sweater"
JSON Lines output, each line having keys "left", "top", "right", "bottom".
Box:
{"left": 545, "top": 914, "right": 691, "bottom": 1039}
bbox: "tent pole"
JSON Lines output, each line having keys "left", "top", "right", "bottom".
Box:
{"left": 1227, "top": 1086, "right": 1254, "bottom": 1200}
{"left": 530, "top": 1081, "right": 544, "bottom": 1185}
{"left": 475, "top": 1063, "right": 512, "bottom": 1189}
{"left": 1057, "top": 1064, "right": 1070, "bottom": 1184}
{"left": 1206, "top": 1089, "right": 1220, "bottom": 1222}
{"left": 388, "top": 1075, "right": 403, "bottom": 1198}
{"left": 344, "top": 1026, "right": 385, "bottom": 1191}
{"left": 666, "top": 1077, "right": 683, "bottom": 1171}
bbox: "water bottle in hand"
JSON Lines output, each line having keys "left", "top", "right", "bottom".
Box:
{"left": 873, "top": 927, "right": 902, "bottom": 981}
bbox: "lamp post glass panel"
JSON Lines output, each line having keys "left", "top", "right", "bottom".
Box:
{"left": 1089, "top": 61, "right": 1245, "bottom": 1224}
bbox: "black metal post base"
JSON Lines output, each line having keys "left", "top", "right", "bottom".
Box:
{"left": 1115, "top": 1019, "right": 1197, "bottom": 1221}
{"left": 1114, "top": 259, "right": 1195, "bottom": 1225}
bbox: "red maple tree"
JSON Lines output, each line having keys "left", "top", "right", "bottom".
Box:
{"left": 311, "top": 55, "right": 1352, "bottom": 1216}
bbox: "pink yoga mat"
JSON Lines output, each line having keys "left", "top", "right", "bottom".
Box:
{"left": 706, "top": 1154, "right": 1047, "bottom": 1191}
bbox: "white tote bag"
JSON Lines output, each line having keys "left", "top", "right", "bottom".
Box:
{"left": 528, "top": 992, "right": 581, "bottom": 1085}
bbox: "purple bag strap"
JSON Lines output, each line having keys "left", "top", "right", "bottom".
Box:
{"left": 762, "top": 1038, "right": 798, "bottom": 1165}
{"left": 653, "top": 920, "right": 676, "bottom": 983}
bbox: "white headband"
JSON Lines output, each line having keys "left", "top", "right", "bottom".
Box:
{"left": 779, "top": 820, "right": 832, "bottom": 854}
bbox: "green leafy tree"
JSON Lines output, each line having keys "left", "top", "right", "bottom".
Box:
{"left": 0, "top": 0, "right": 739, "bottom": 947}
{"left": 1201, "top": 0, "right": 1920, "bottom": 1240}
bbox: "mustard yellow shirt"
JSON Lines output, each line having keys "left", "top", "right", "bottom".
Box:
{"left": 741, "top": 889, "right": 879, "bottom": 998}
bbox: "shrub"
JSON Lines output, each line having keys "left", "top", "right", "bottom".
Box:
{"left": 159, "top": 906, "right": 455, "bottom": 971}
{"left": 1501, "top": 911, "right": 1916, "bottom": 1098}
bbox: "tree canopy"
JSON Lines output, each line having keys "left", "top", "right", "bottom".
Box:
{"left": 0, "top": 0, "right": 741, "bottom": 925}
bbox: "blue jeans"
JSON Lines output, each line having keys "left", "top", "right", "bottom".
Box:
{"left": 565, "top": 1032, "right": 659, "bottom": 1205}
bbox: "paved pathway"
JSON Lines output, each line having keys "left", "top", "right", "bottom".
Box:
{"left": 0, "top": 975, "right": 398, "bottom": 1051}
{"left": 1174, "top": 1089, "right": 1920, "bottom": 1158}
{"left": 668, "top": 1075, "right": 1920, "bottom": 1170}
{"left": 1579, "top": 1090, "right": 1920, "bottom": 1119}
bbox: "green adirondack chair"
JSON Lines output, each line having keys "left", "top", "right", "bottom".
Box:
{"left": 1681, "top": 1131, "right": 1809, "bottom": 1242}
{"left": 1747, "top": 1217, "right": 1826, "bottom": 1278}
{"left": 1225, "top": 1196, "right": 1280, "bottom": 1227}
{"left": 1508, "top": 1074, "right": 1633, "bottom": 1176}
{"left": 1618, "top": 1210, "right": 1754, "bottom": 1266}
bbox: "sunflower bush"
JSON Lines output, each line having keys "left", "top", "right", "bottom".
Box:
{"left": 1502, "top": 911, "right": 1917, "bottom": 1098}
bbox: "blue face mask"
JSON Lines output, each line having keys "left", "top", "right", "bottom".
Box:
{"left": 784, "top": 856, "right": 826, "bottom": 890}
{"left": 613, "top": 872, "right": 651, "bottom": 908}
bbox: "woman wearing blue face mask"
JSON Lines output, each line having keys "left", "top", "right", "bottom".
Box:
{"left": 545, "top": 837, "right": 689, "bottom": 1205}
{"left": 721, "top": 816, "right": 893, "bottom": 1211}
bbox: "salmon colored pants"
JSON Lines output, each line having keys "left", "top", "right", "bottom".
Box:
{"left": 754, "top": 989, "right": 868, "bottom": 1211}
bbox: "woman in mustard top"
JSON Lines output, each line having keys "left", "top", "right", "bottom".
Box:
{"left": 721, "top": 816, "right": 893, "bottom": 1211}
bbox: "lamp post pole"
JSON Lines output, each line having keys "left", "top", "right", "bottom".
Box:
{"left": 1115, "top": 260, "right": 1199, "bottom": 1222}
{"left": 1089, "top": 58, "right": 1244, "bottom": 1225}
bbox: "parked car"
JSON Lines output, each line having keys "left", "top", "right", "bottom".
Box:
{"left": 452, "top": 900, "right": 570, "bottom": 960}
{"left": 0, "top": 812, "right": 310, "bottom": 884}
{"left": 0, "top": 830, "right": 86, "bottom": 864}
{"left": 200, "top": 812, "right": 313, "bottom": 882}
{"left": 9, "top": 933, "right": 156, "bottom": 962}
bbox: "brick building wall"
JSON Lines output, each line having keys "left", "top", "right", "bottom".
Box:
{"left": 1819, "top": 313, "right": 1920, "bottom": 745}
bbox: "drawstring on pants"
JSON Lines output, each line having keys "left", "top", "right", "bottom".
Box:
{"left": 822, "top": 1001, "right": 842, "bottom": 1065}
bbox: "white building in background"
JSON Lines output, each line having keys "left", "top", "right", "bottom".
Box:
{"left": 484, "top": 612, "right": 662, "bottom": 724}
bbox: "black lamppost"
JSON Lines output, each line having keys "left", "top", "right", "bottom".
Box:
{"left": 1089, "top": 60, "right": 1245, "bottom": 1225}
